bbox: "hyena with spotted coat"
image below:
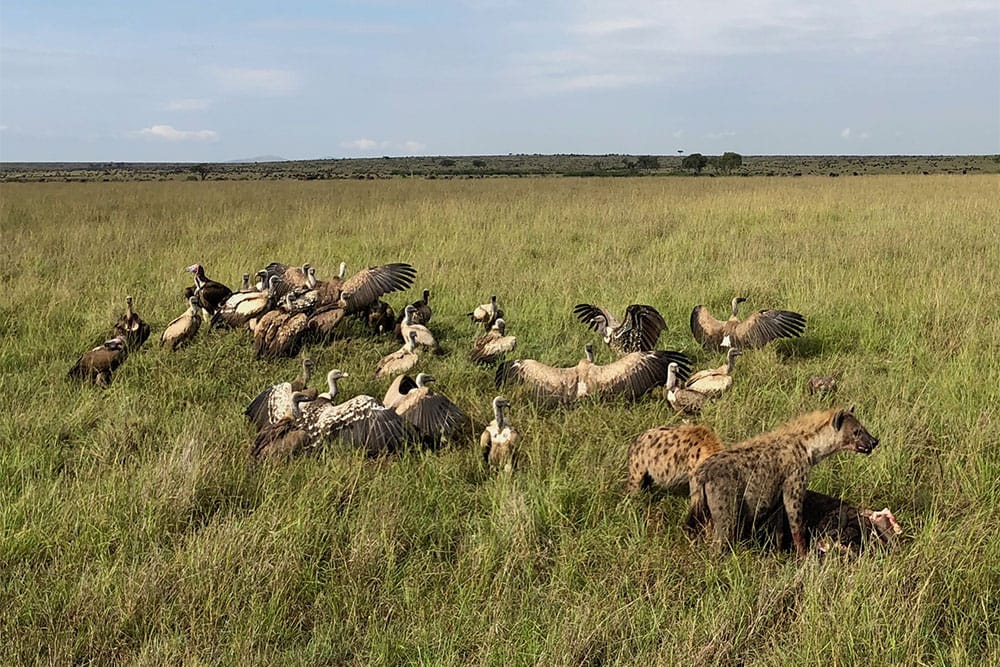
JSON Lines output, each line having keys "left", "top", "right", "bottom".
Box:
{"left": 626, "top": 424, "right": 725, "bottom": 496}
{"left": 686, "top": 407, "right": 879, "bottom": 555}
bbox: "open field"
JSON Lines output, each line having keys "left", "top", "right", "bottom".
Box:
{"left": 2, "top": 175, "right": 999, "bottom": 664}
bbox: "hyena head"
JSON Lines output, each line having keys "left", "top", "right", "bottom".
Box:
{"left": 832, "top": 406, "right": 879, "bottom": 454}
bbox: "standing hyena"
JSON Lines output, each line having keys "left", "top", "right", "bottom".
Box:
{"left": 626, "top": 424, "right": 725, "bottom": 496}
{"left": 686, "top": 406, "right": 879, "bottom": 555}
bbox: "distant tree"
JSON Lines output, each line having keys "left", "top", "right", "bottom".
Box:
{"left": 716, "top": 151, "right": 743, "bottom": 174}
{"left": 681, "top": 153, "right": 708, "bottom": 174}
{"left": 439, "top": 159, "right": 456, "bottom": 167}
{"left": 191, "top": 163, "right": 210, "bottom": 180}
{"left": 636, "top": 155, "right": 660, "bottom": 170}
{"left": 622, "top": 158, "right": 638, "bottom": 171}
{"left": 472, "top": 159, "right": 487, "bottom": 168}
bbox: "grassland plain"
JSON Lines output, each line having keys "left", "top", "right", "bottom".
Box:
{"left": 1, "top": 175, "right": 998, "bottom": 665}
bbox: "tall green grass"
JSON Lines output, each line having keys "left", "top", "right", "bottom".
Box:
{"left": 2, "top": 176, "right": 998, "bottom": 664}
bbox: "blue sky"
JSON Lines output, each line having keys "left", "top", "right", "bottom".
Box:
{"left": 1, "top": 0, "right": 997, "bottom": 161}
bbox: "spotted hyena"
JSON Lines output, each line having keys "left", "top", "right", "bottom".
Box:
{"left": 625, "top": 424, "right": 725, "bottom": 497}
{"left": 686, "top": 407, "right": 879, "bottom": 556}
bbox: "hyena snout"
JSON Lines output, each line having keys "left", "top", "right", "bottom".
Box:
{"left": 855, "top": 430, "right": 879, "bottom": 454}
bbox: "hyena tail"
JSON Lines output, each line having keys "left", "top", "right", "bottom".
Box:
{"left": 684, "top": 483, "right": 711, "bottom": 534}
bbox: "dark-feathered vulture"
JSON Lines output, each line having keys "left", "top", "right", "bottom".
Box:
{"left": 573, "top": 303, "right": 667, "bottom": 354}
{"left": 185, "top": 263, "right": 233, "bottom": 316}
{"left": 365, "top": 300, "right": 396, "bottom": 335}
{"left": 468, "top": 295, "right": 503, "bottom": 328}
{"left": 496, "top": 344, "right": 691, "bottom": 405}
{"left": 245, "top": 357, "right": 317, "bottom": 430}
{"left": 383, "top": 373, "right": 470, "bottom": 447}
{"left": 113, "top": 296, "right": 151, "bottom": 349}
{"left": 160, "top": 296, "right": 202, "bottom": 350}
{"left": 470, "top": 318, "right": 517, "bottom": 365}
{"left": 68, "top": 336, "right": 128, "bottom": 387}
{"left": 253, "top": 294, "right": 309, "bottom": 359}
{"left": 296, "top": 369, "right": 414, "bottom": 457}
{"left": 690, "top": 297, "right": 806, "bottom": 351}
{"left": 481, "top": 396, "right": 519, "bottom": 470}
{"left": 251, "top": 391, "right": 316, "bottom": 461}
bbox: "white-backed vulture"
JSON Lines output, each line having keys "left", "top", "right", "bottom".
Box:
{"left": 663, "top": 361, "right": 707, "bottom": 415}
{"left": 68, "top": 336, "right": 128, "bottom": 387}
{"left": 383, "top": 373, "right": 469, "bottom": 447}
{"left": 468, "top": 295, "right": 503, "bottom": 328}
{"left": 685, "top": 348, "right": 741, "bottom": 398}
{"left": 297, "top": 369, "right": 414, "bottom": 457}
{"left": 185, "top": 263, "right": 233, "bottom": 316}
{"left": 375, "top": 330, "right": 421, "bottom": 378}
{"left": 245, "top": 358, "right": 317, "bottom": 430}
{"left": 308, "top": 262, "right": 417, "bottom": 316}
{"left": 253, "top": 294, "right": 309, "bottom": 359}
{"left": 470, "top": 318, "right": 517, "bottom": 365}
{"left": 480, "top": 396, "right": 519, "bottom": 470}
{"left": 690, "top": 297, "right": 806, "bottom": 351}
{"left": 216, "top": 275, "right": 279, "bottom": 330}
{"left": 160, "top": 296, "right": 202, "bottom": 351}
{"left": 573, "top": 303, "right": 667, "bottom": 354}
{"left": 113, "top": 296, "right": 151, "bottom": 349}
{"left": 496, "top": 344, "right": 691, "bottom": 405}
{"left": 400, "top": 305, "right": 443, "bottom": 354}
{"left": 251, "top": 391, "right": 316, "bottom": 461}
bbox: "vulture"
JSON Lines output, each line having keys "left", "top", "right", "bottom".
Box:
{"left": 468, "top": 295, "right": 503, "bottom": 328}
{"left": 253, "top": 293, "right": 309, "bottom": 359}
{"left": 113, "top": 296, "right": 151, "bottom": 349}
{"left": 690, "top": 297, "right": 806, "bottom": 351}
{"left": 470, "top": 318, "right": 517, "bottom": 365}
{"left": 685, "top": 348, "right": 741, "bottom": 398}
{"left": 399, "top": 304, "right": 443, "bottom": 354}
{"left": 238, "top": 274, "right": 252, "bottom": 292}
{"left": 573, "top": 303, "right": 667, "bottom": 354}
{"left": 296, "top": 369, "right": 413, "bottom": 457}
{"left": 365, "top": 300, "right": 396, "bottom": 335}
{"left": 68, "top": 336, "right": 128, "bottom": 387}
{"left": 245, "top": 357, "right": 317, "bottom": 430}
{"left": 253, "top": 270, "right": 269, "bottom": 291}
{"left": 393, "top": 289, "right": 432, "bottom": 339}
{"left": 496, "top": 344, "right": 691, "bottom": 405}
{"left": 216, "top": 275, "right": 279, "bottom": 330}
{"left": 270, "top": 262, "right": 315, "bottom": 303}
{"left": 383, "top": 373, "right": 470, "bottom": 447}
{"left": 481, "top": 396, "right": 519, "bottom": 470}
{"left": 160, "top": 296, "right": 202, "bottom": 350}
{"left": 375, "top": 330, "right": 421, "bottom": 379}
{"left": 663, "top": 362, "right": 707, "bottom": 415}
{"left": 185, "top": 263, "right": 233, "bottom": 316}
{"left": 252, "top": 391, "right": 316, "bottom": 461}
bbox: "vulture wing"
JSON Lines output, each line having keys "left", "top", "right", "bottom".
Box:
{"left": 586, "top": 350, "right": 688, "bottom": 401}
{"left": 383, "top": 374, "right": 419, "bottom": 409}
{"left": 616, "top": 304, "right": 667, "bottom": 352}
{"left": 495, "top": 359, "right": 578, "bottom": 403}
{"left": 573, "top": 303, "right": 621, "bottom": 331}
{"left": 339, "top": 263, "right": 417, "bottom": 314}
{"left": 690, "top": 306, "right": 726, "bottom": 350}
{"left": 732, "top": 309, "right": 806, "bottom": 348}
{"left": 395, "top": 389, "right": 469, "bottom": 445}
{"left": 310, "top": 395, "right": 413, "bottom": 456}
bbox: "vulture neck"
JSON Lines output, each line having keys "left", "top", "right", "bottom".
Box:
{"left": 666, "top": 365, "right": 678, "bottom": 392}
{"left": 726, "top": 352, "right": 738, "bottom": 374}
{"left": 493, "top": 402, "right": 508, "bottom": 428}
{"left": 321, "top": 375, "right": 340, "bottom": 402}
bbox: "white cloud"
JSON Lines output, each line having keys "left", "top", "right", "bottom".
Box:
{"left": 340, "top": 138, "right": 427, "bottom": 154}
{"left": 841, "top": 128, "right": 852, "bottom": 138}
{"left": 209, "top": 66, "right": 300, "bottom": 96}
{"left": 166, "top": 98, "right": 211, "bottom": 111}
{"left": 134, "top": 125, "right": 219, "bottom": 142}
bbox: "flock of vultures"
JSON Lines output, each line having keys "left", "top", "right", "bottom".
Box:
{"left": 68, "top": 260, "right": 902, "bottom": 557}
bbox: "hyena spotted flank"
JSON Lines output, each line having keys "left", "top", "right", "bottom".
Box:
{"left": 686, "top": 406, "right": 879, "bottom": 556}
{"left": 626, "top": 424, "right": 725, "bottom": 496}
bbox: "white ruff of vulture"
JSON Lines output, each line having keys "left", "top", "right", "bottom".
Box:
{"left": 480, "top": 396, "right": 519, "bottom": 471}
{"left": 216, "top": 275, "right": 280, "bottom": 330}
{"left": 496, "top": 343, "right": 691, "bottom": 405}
{"left": 383, "top": 373, "right": 470, "bottom": 447}
{"left": 113, "top": 296, "right": 151, "bottom": 349}
{"left": 253, "top": 293, "right": 309, "bottom": 359}
{"left": 251, "top": 391, "right": 316, "bottom": 461}
{"left": 375, "top": 330, "right": 421, "bottom": 379}
{"left": 470, "top": 318, "right": 517, "bottom": 365}
{"left": 663, "top": 361, "right": 707, "bottom": 415}
{"left": 573, "top": 303, "right": 667, "bottom": 354}
{"left": 468, "top": 295, "right": 503, "bottom": 329}
{"left": 690, "top": 297, "right": 806, "bottom": 351}
{"left": 297, "top": 369, "right": 413, "bottom": 457}
{"left": 400, "top": 305, "right": 443, "bottom": 354}
{"left": 245, "top": 357, "right": 317, "bottom": 430}
{"left": 68, "top": 336, "right": 128, "bottom": 387}
{"left": 160, "top": 296, "right": 202, "bottom": 351}
{"left": 685, "top": 348, "right": 741, "bottom": 398}
{"left": 185, "top": 263, "right": 233, "bottom": 316}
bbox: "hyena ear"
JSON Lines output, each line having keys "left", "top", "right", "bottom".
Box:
{"left": 833, "top": 409, "right": 848, "bottom": 430}
{"left": 848, "top": 404, "right": 855, "bottom": 414}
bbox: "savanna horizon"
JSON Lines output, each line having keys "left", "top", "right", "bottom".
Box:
{"left": 2, "top": 175, "right": 998, "bottom": 664}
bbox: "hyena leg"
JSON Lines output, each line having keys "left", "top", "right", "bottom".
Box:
{"left": 782, "top": 472, "right": 809, "bottom": 556}
{"left": 705, "top": 480, "right": 735, "bottom": 552}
